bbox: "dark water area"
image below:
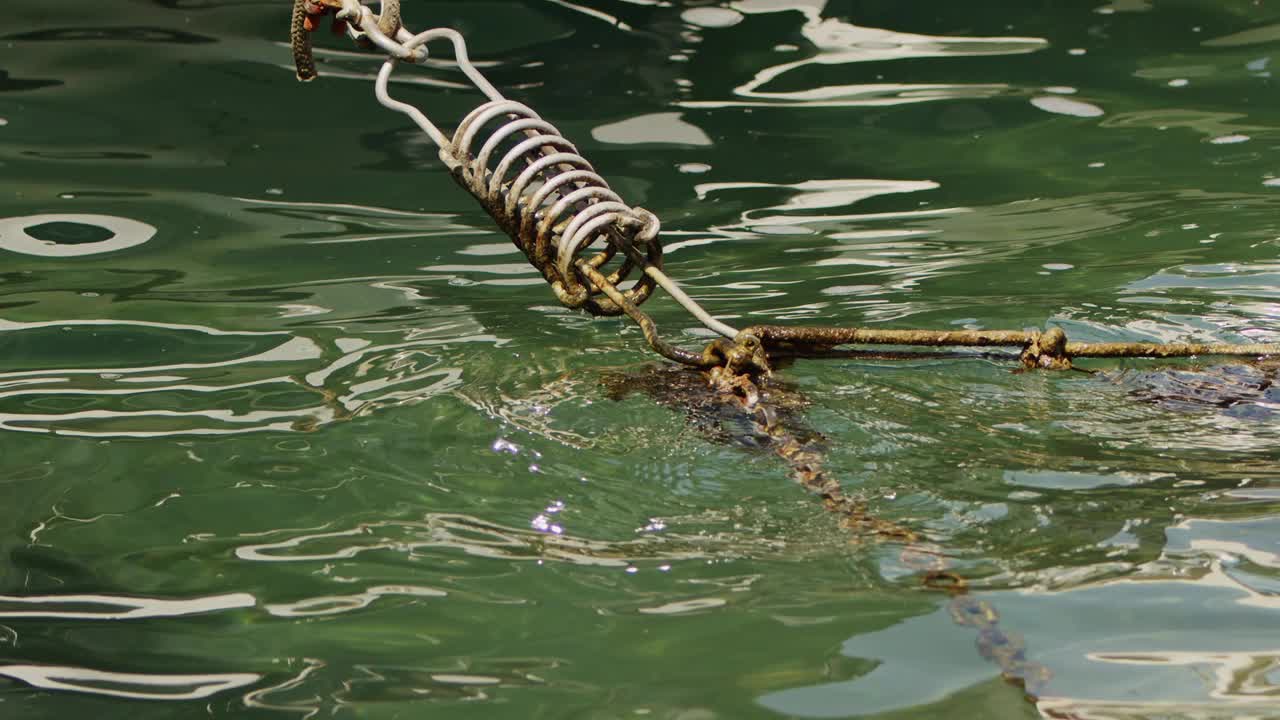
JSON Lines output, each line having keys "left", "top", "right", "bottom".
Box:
{"left": 1, "top": 1, "right": 1279, "bottom": 718}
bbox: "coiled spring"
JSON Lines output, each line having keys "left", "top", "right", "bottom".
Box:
{"left": 375, "top": 29, "right": 664, "bottom": 316}
{"left": 448, "top": 99, "right": 664, "bottom": 315}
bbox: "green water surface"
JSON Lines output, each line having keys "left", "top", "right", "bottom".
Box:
{"left": 2, "top": 1, "right": 1279, "bottom": 718}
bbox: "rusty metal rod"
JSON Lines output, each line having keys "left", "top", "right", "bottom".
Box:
{"left": 746, "top": 325, "right": 1033, "bottom": 348}
{"left": 746, "top": 324, "right": 1280, "bottom": 359}
{"left": 1064, "top": 341, "right": 1280, "bottom": 358}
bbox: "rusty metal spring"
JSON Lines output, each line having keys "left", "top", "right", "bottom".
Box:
{"left": 446, "top": 99, "right": 666, "bottom": 315}
{"left": 374, "top": 29, "right": 678, "bottom": 318}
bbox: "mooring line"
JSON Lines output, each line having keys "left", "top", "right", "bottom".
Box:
{"left": 289, "top": 3, "right": 1277, "bottom": 374}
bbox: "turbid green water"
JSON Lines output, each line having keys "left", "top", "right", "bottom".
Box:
{"left": 2, "top": 1, "right": 1279, "bottom": 718}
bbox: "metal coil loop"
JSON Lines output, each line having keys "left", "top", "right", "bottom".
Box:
{"left": 444, "top": 99, "right": 663, "bottom": 315}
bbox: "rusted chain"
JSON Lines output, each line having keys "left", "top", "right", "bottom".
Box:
{"left": 290, "top": 0, "right": 321, "bottom": 81}
{"left": 700, "top": 361, "right": 1051, "bottom": 697}
{"left": 291, "top": 0, "right": 409, "bottom": 81}
{"left": 949, "top": 593, "right": 1052, "bottom": 695}
{"left": 702, "top": 363, "right": 917, "bottom": 540}
{"left": 290, "top": 0, "right": 343, "bottom": 81}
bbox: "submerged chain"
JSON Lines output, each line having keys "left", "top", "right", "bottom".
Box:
{"left": 702, "top": 365, "right": 1052, "bottom": 698}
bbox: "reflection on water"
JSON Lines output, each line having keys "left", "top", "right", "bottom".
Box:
{"left": 0, "top": 192, "right": 510, "bottom": 437}
{"left": 264, "top": 584, "right": 446, "bottom": 618}
{"left": 764, "top": 560, "right": 1280, "bottom": 718}
{"left": 0, "top": 665, "right": 260, "bottom": 701}
{"left": 232, "top": 512, "right": 788, "bottom": 569}
{"left": 1106, "top": 362, "right": 1280, "bottom": 420}
{"left": 0, "top": 213, "right": 156, "bottom": 257}
{"left": 681, "top": 0, "right": 1046, "bottom": 108}
{"left": 0, "top": 317, "right": 475, "bottom": 436}
{"left": 0, "top": 591, "right": 255, "bottom": 620}
{"left": 2, "top": 0, "right": 1280, "bottom": 718}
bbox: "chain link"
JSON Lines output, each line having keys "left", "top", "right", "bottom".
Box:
{"left": 699, "top": 365, "right": 1052, "bottom": 698}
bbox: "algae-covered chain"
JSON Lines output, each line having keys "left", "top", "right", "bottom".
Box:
{"left": 615, "top": 362, "right": 1053, "bottom": 697}
{"left": 290, "top": 0, "right": 1279, "bottom": 374}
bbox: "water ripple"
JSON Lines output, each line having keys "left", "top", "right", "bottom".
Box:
{"left": 0, "top": 213, "right": 156, "bottom": 257}
{"left": 0, "top": 317, "right": 481, "bottom": 437}
{"left": 230, "top": 512, "right": 788, "bottom": 568}
{"left": 265, "top": 585, "right": 446, "bottom": 618}
{"left": 0, "top": 665, "right": 259, "bottom": 701}
{"left": 680, "top": 5, "right": 1045, "bottom": 108}
{"left": 0, "top": 591, "right": 255, "bottom": 620}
